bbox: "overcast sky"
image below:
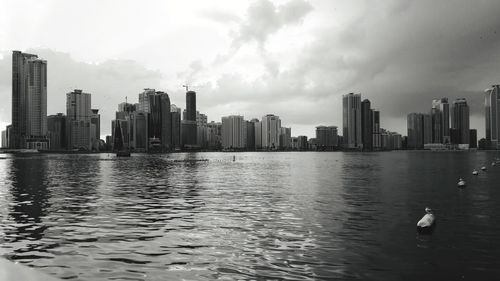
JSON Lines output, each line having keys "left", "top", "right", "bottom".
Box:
{"left": 1, "top": 0, "right": 500, "bottom": 138}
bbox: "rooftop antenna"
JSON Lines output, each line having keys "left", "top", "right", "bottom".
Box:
{"left": 182, "top": 84, "right": 189, "bottom": 92}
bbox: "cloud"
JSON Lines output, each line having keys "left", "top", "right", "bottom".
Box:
{"left": 0, "top": 49, "right": 163, "bottom": 137}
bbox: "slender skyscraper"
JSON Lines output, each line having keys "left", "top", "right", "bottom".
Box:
{"left": 361, "top": 99, "right": 373, "bottom": 150}
{"left": 431, "top": 98, "right": 450, "bottom": 144}
{"left": 148, "top": 91, "right": 172, "bottom": 151}
{"left": 11, "top": 51, "right": 48, "bottom": 149}
{"left": 372, "top": 110, "right": 381, "bottom": 150}
{"left": 342, "top": 93, "right": 362, "bottom": 149}
{"left": 485, "top": 85, "right": 500, "bottom": 149}
{"left": 182, "top": 90, "right": 198, "bottom": 147}
{"left": 451, "top": 98, "right": 470, "bottom": 145}
{"left": 407, "top": 113, "right": 424, "bottom": 149}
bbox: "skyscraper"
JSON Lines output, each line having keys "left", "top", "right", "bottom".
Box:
{"left": 279, "top": 127, "right": 292, "bottom": 150}
{"left": 171, "top": 105, "right": 181, "bottom": 150}
{"left": 372, "top": 110, "right": 381, "bottom": 150}
{"left": 182, "top": 90, "right": 198, "bottom": 147}
{"left": 221, "top": 115, "right": 246, "bottom": 149}
{"left": 451, "top": 98, "right": 470, "bottom": 145}
{"left": 66, "top": 89, "right": 92, "bottom": 150}
{"left": 407, "top": 113, "right": 424, "bottom": 149}
{"left": 485, "top": 85, "right": 500, "bottom": 149}
{"left": 196, "top": 111, "right": 208, "bottom": 148}
{"left": 148, "top": 91, "right": 172, "bottom": 151}
{"left": 10, "top": 51, "right": 48, "bottom": 149}
{"left": 431, "top": 98, "right": 450, "bottom": 144}
{"left": 90, "top": 109, "right": 100, "bottom": 150}
{"left": 138, "top": 88, "right": 156, "bottom": 113}
{"left": 252, "top": 119, "right": 262, "bottom": 149}
{"left": 361, "top": 99, "right": 373, "bottom": 151}
{"left": 261, "top": 114, "right": 281, "bottom": 149}
{"left": 342, "top": 93, "right": 362, "bottom": 149}
{"left": 246, "top": 120, "right": 255, "bottom": 149}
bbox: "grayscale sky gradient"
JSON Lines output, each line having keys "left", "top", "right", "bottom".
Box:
{"left": 1, "top": 0, "right": 500, "bottom": 138}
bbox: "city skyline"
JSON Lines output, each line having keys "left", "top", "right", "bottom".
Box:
{"left": 2, "top": 0, "right": 500, "bottom": 138}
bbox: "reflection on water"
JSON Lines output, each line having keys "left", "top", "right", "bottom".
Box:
{"left": 0, "top": 152, "right": 500, "bottom": 280}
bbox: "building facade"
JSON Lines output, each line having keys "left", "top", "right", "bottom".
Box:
{"left": 10, "top": 51, "right": 49, "bottom": 149}
{"left": 451, "top": 98, "right": 470, "bottom": 145}
{"left": 485, "top": 85, "right": 500, "bottom": 149}
{"left": 261, "top": 114, "right": 281, "bottom": 149}
{"left": 342, "top": 93, "right": 362, "bottom": 149}
{"left": 66, "top": 89, "right": 92, "bottom": 150}
{"left": 221, "top": 115, "right": 246, "bottom": 149}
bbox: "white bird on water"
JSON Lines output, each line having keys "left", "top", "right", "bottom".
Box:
{"left": 481, "top": 166, "right": 487, "bottom": 171}
{"left": 472, "top": 170, "right": 479, "bottom": 175}
{"left": 458, "top": 178, "right": 466, "bottom": 187}
{"left": 417, "top": 207, "right": 436, "bottom": 234}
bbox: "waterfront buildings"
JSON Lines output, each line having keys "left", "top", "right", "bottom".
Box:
{"left": 261, "top": 114, "right": 281, "bottom": 149}
{"left": 221, "top": 115, "right": 246, "bottom": 149}
{"left": 47, "top": 113, "right": 66, "bottom": 150}
{"left": 66, "top": 89, "right": 92, "bottom": 150}
{"left": 10, "top": 51, "right": 49, "bottom": 149}
{"left": 342, "top": 93, "right": 362, "bottom": 149}
{"left": 407, "top": 113, "right": 424, "bottom": 149}
{"left": 149, "top": 91, "right": 172, "bottom": 151}
{"left": 315, "top": 126, "right": 338, "bottom": 150}
{"left": 279, "top": 127, "right": 292, "bottom": 150}
{"left": 197, "top": 111, "right": 208, "bottom": 149}
{"left": 182, "top": 90, "right": 198, "bottom": 147}
{"left": 171, "top": 105, "right": 181, "bottom": 150}
{"left": 207, "top": 121, "right": 222, "bottom": 150}
{"left": 485, "top": 85, "right": 500, "bottom": 149}
{"left": 451, "top": 98, "right": 470, "bottom": 146}
{"left": 246, "top": 121, "right": 255, "bottom": 150}
{"left": 372, "top": 110, "right": 381, "bottom": 150}
{"left": 253, "top": 119, "right": 262, "bottom": 149}
{"left": 297, "top": 135, "right": 308, "bottom": 150}
{"left": 431, "top": 98, "right": 450, "bottom": 144}
{"left": 361, "top": 99, "right": 373, "bottom": 151}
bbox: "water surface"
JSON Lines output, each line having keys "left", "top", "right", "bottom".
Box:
{"left": 0, "top": 151, "right": 499, "bottom": 280}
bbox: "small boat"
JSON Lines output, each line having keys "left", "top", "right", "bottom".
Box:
{"left": 472, "top": 170, "right": 479, "bottom": 175}
{"left": 457, "top": 178, "right": 466, "bottom": 187}
{"left": 417, "top": 207, "right": 436, "bottom": 234}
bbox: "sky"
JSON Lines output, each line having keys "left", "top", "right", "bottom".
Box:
{"left": 1, "top": 0, "right": 500, "bottom": 138}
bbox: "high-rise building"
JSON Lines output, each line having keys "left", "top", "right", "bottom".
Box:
{"left": 10, "top": 51, "right": 49, "bottom": 149}
{"left": 261, "top": 114, "right": 281, "bottom": 149}
{"left": 342, "top": 93, "right": 362, "bottom": 149}
{"left": 197, "top": 111, "right": 208, "bottom": 148}
{"left": 407, "top": 113, "right": 424, "bottom": 149}
{"left": 297, "top": 135, "right": 308, "bottom": 150}
{"left": 252, "top": 119, "right": 262, "bottom": 149}
{"left": 423, "top": 113, "right": 432, "bottom": 145}
{"left": 361, "top": 99, "right": 373, "bottom": 151}
{"left": 1, "top": 129, "right": 7, "bottom": 148}
{"left": 171, "top": 105, "right": 181, "bottom": 150}
{"left": 148, "top": 91, "right": 172, "bottom": 151}
{"left": 485, "top": 85, "right": 500, "bottom": 149}
{"left": 138, "top": 88, "right": 156, "bottom": 113}
{"left": 431, "top": 98, "right": 450, "bottom": 144}
{"left": 279, "top": 127, "right": 292, "bottom": 149}
{"left": 372, "top": 110, "right": 381, "bottom": 150}
{"left": 469, "top": 129, "right": 477, "bottom": 149}
{"left": 66, "top": 89, "right": 92, "bottom": 150}
{"left": 182, "top": 90, "right": 198, "bottom": 147}
{"left": 207, "top": 121, "right": 222, "bottom": 150}
{"left": 315, "top": 126, "right": 338, "bottom": 150}
{"left": 90, "top": 109, "right": 100, "bottom": 150}
{"left": 246, "top": 120, "right": 255, "bottom": 149}
{"left": 221, "top": 115, "right": 246, "bottom": 149}
{"left": 451, "top": 98, "right": 470, "bottom": 145}
{"left": 47, "top": 113, "right": 66, "bottom": 150}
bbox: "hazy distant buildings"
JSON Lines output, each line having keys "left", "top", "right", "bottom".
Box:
{"left": 252, "top": 119, "right": 262, "bottom": 149}
{"left": 2, "top": 129, "right": 8, "bottom": 148}
{"left": 221, "top": 115, "right": 246, "bottom": 149}
{"left": 407, "top": 113, "right": 424, "bottom": 149}
{"left": 451, "top": 98, "right": 470, "bottom": 146}
{"left": 90, "top": 109, "right": 100, "bottom": 150}
{"left": 246, "top": 120, "right": 255, "bottom": 149}
{"left": 47, "top": 113, "right": 66, "bottom": 150}
{"left": 315, "top": 126, "right": 338, "bottom": 150}
{"left": 66, "top": 89, "right": 92, "bottom": 150}
{"left": 261, "top": 114, "right": 281, "bottom": 149}
{"left": 297, "top": 135, "right": 308, "bottom": 150}
{"left": 372, "top": 110, "right": 381, "bottom": 150}
{"left": 138, "top": 88, "right": 155, "bottom": 113}
{"left": 10, "top": 51, "right": 48, "bottom": 149}
{"left": 343, "top": 93, "right": 362, "bottom": 149}
{"left": 485, "top": 85, "right": 500, "bottom": 149}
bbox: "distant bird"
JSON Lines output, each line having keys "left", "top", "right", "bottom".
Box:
{"left": 417, "top": 207, "right": 436, "bottom": 234}
{"left": 458, "top": 178, "right": 466, "bottom": 187}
